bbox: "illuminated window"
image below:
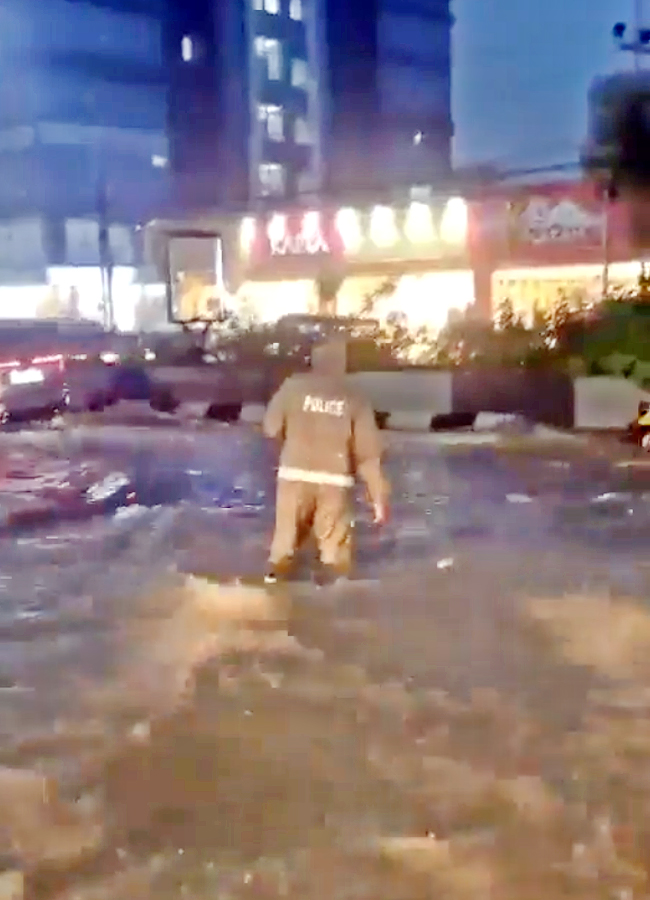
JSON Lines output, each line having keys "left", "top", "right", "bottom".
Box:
{"left": 369, "top": 206, "right": 398, "bottom": 247}
{"left": 255, "top": 37, "right": 282, "bottom": 80}
{"left": 264, "top": 0, "right": 280, "bottom": 13}
{"left": 294, "top": 117, "right": 312, "bottom": 145}
{"left": 258, "top": 104, "right": 284, "bottom": 141}
{"left": 410, "top": 184, "right": 432, "bottom": 202}
{"left": 181, "top": 35, "right": 193, "bottom": 61}
{"left": 291, "top": 58, "right": 308, "bottom": 88}
{"left": 297, "top": 170, "right": 318, "bottom": 195}
{"left": 290, "top": 0, "right": 302, "bottom": 20}
{"left": 259, "top": 163, "right": 285, "bottom": 196}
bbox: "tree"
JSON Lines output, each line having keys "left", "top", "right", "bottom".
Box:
{"left": 495, "top": 297, "right": 516, "bottom": 330}
{"left": 532, "top": 302, "right": 548, "bottom": 332}
{"left": 359, "top": 279, "right": 396, "bottom": 316}
{"left": 581, "top": 294, "right": 650, "bottom": 368}
{"left": 638, "top": 268, "right": 650, "bottom": 300}
{"left": 550, "top": 288, "right": 571, "bottom": 334}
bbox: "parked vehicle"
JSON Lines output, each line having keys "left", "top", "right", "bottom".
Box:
{"left": 0, "top": 318, "right": 117, "bottom": 422}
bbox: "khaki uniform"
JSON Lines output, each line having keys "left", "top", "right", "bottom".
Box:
{"left": 263, "top": 339, "right": 386, "bottom": 576}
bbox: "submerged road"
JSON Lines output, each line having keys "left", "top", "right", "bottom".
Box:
{"left": 2, "top": 424, "right": 650, "bottom": 895}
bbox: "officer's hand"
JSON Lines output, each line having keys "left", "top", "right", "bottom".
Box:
{"left": 373, "top": 499, "right": 388, "bottom": 525}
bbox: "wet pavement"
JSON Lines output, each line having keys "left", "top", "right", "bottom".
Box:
{"left": 0, "top": 428, "right": 644, "bottom": 705}
{"left": 1, "top": 424, "right": 650, "bottom": 896}
{"left": 3, "top": 424, "right": 650, "bottom": 590}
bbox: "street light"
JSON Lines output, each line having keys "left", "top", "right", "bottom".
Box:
{"left": 440, "top": 197, "right": 468, "bottom": 245}
{"left": 404, "top": 202, "right": 435, "bottom": 243}
{"left": 369, "top": 205, "right": 398, "bottom": 247}
{"left": 335, "top": 207, "right": 361, "bottom": 253}
{"left": 96, "top": 163, "right": 114, "bottom": 331}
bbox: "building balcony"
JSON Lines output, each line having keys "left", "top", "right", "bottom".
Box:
{"left": 251, "top": 9, "right": 307, "bottom": 46}
{"left": 255, "top": 82, "right": 309, "bottom": 119}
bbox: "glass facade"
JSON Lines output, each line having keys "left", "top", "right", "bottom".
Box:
{"left": 248, "top": 0, "right": 324, "bottom": 200}
{"left": 167, "top": 0, "right": 451, "bottom": 212}
{"left": 168, "top": 0, "right": 324, "bottom": 210}
{"left": 0, "top": 0, "right": 169, "bottom": 272}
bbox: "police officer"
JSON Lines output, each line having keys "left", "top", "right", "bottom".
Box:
{"left": 263, "top": 337, "right": 387, "bottom": 583}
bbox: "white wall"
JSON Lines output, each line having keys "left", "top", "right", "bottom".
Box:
{"left": 574, "top": 376, "right": 649, "bottom": 429}
{"left": 348, "top": 371, "right": 453, "bottom": 414}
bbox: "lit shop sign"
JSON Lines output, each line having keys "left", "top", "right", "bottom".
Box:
{"left": 240, "top": 211, "right": 338, "bottom": 261}
{"left": 268, "top": 211, "right": 331, "bottom": 255}
{"left": 239, "top": 198, "right": 469, "bottom": 262}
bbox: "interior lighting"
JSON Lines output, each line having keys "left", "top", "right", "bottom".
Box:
{"left": 404, "top": 202, "right": 435, "bottom": 243}
{"left": 181, "top": 36, "right": 194, "bottom": 61}
{"left": 369, "top": 205, "right": 398, "bottom": 247}
{"left": 240, "top": 217, "right": 256, "bottom": 254}
{"left": 335, "top": 207, "right": 362, "bottom": 252}
{"left": 440, "top": 197, "right": 468, "bottom": 245}
{"left": 302, "top": 211, "right": 320, "bottom": 238}
{"left": 267, "top": 213, "right": 286, "bottom": 244}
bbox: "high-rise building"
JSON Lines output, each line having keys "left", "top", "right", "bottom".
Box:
{"left": 169, "top": 0, "right": 453, "bottom": 210}
{"left": 169, "top": 0, "right": 325, "bottom": 209}
{"left": 325, "top": 0, "right": 453, "bottom": 196}
{"left": 0, "top": 0, "right": 168, "bottom": 285}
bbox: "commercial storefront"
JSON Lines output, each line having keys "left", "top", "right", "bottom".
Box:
{"left": 148, "top": 179, "right": 645, "bottom": 334}
{"left": 155, "top": 197, "right": 476, "bottom": 332}
{"left": 468, "top": 180, "right": 643, "bottom": 321}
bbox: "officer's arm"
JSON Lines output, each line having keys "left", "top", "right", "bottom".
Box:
{"left": 351, "top": 399, "right": 388, "bottom": 506}
{"left": 263, "top": 379, "right": 290, "bottom": 440}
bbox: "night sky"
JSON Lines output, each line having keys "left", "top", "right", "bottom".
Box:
{"left": 452, "top": 0, "right": 642, "bottom": 172}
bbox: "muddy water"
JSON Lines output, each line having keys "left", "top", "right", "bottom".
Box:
{"left": 0, "top": 429, "right": 648, "bottom": 732}
{"left": 1, "top": 427, "right": 650, "bottom": 897}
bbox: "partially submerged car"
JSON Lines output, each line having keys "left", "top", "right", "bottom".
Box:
{"left": 0, "top": 319, "right": 118, "bottom": 423}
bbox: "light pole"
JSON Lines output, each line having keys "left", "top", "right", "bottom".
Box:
{"left": 602, "top": 184, "right": 611, "bottom": 299}
{"left": 96, "top": 153, "right": 114, "bottom": 331}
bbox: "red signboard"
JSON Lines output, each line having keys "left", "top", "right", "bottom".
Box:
{"left": 247, "top": 211, "right": 343, "bottom": 265}
{"left": 469, "top": 181, "right": 634, "bottom": 268}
